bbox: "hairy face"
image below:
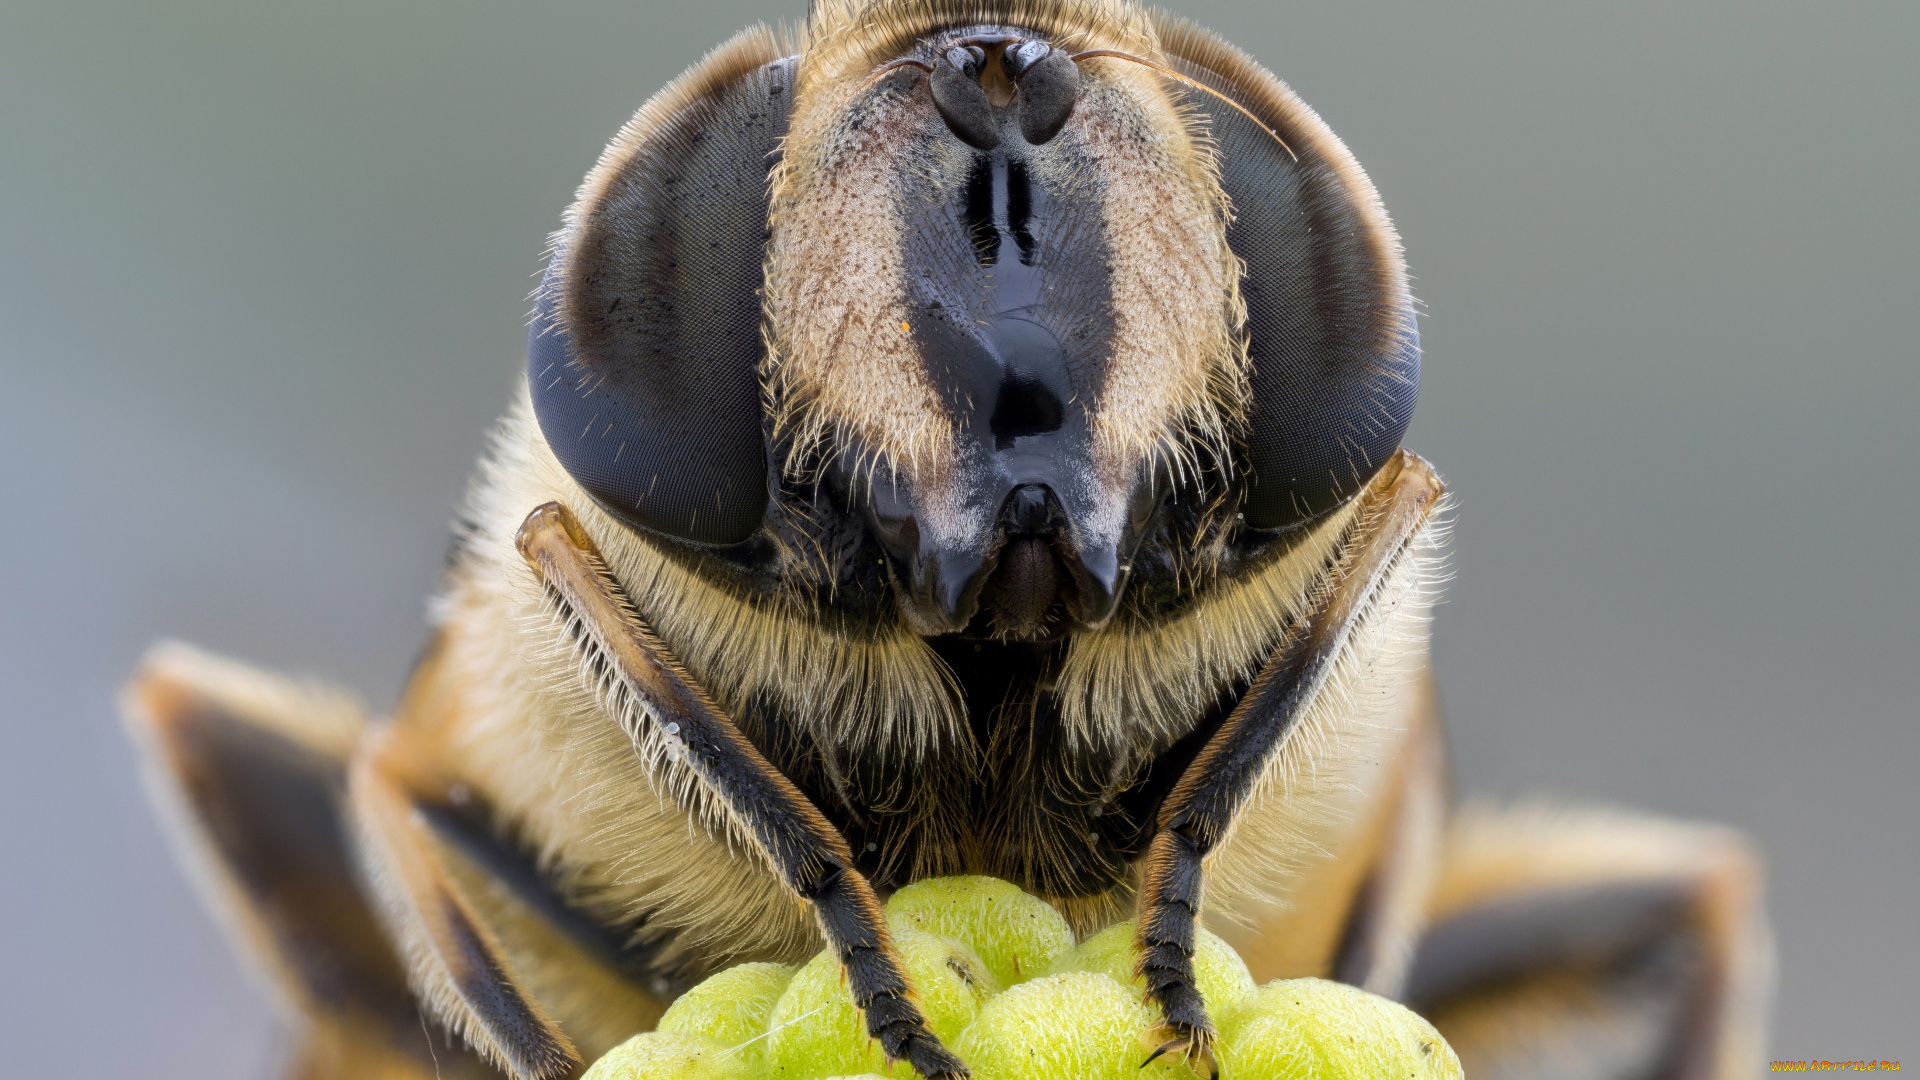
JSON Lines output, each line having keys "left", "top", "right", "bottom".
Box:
{"left": 766, "top": 17, "right": 1246, "bottom": 639}
{"left": 532, "top": 0, "right": 1418, "bottom": 643}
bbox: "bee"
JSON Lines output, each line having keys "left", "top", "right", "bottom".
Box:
{"left": 123, "top": 1, "right": 1773, "bottom": 1078}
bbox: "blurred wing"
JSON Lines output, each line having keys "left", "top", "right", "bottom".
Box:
{"left": 123, "top": 642, "right": 495, "bottom": 1080}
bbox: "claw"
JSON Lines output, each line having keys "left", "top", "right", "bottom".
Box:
{"left": 1141, "top": 1023, "right": 1217, "bottom": 1078}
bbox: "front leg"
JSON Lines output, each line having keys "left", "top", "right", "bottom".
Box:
{"left": 1137, "top": 452, "right": 1442, "bottom": 1075}
{"left": 515, "top": 502, "right": 966, "bottom": 1080}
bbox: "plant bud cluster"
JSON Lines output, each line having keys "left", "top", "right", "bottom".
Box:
{"left": 584, "top": 876, "right": 1461, "bottom": 1080}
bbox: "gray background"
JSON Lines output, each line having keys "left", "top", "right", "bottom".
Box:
{"left": 1, "top": 0, "right": 1912, "bottom": 1074}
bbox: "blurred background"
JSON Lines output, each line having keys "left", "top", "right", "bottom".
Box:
{"left": 1, "top": 0, "right": 1913, "bottom": 1074}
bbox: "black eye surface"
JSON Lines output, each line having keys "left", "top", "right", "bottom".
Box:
{"left": 529, "top": 45, "right": 795, "bottom": 546}
{"left": 1161, "top": 22, "right": 1421, "bottom": 531}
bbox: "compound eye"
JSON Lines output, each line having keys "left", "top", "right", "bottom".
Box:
{"left": 530, "top": 49, "right": 796, "bottom": 547}
{"left": 1165, "top": 40, "right": 1420, "bottom": 530}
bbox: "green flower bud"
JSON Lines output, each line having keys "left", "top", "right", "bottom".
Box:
{"left": 1216, "top": 979, "right": 1463, "bottom": 1080}
{"left": 656, "top": 962, "right": 798, "bottom": 1069}
{"left": 1045, "top": 919, "right": 1256, "bottom": 1023}
{"left": 581, "top": 1032, "right": 759, "bottom": 1080}
{"left": 764, "top": 928, "right": 996, "bottom": 1079}
{"left": 953, "top": 971, "right": 1195, "bottom": 1080}
{"left": 883, "top": 875, "right": 1074, "bottom": 988}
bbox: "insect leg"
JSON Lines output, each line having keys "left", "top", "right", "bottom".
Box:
{"left": 516, "top": 501, "right": 968, "bottom": 1080}
{"left": 1137, "top": 451, "right": 1443, "bottom": 1075}
{"left": 1403, "top": 804, "right": 1772, "bottom": 1080}
{"left": 122, "top": 642, "right": 495, "bottom": 1080}
{"left": 350, "top": 741, "right": 582, "bottom": 1080}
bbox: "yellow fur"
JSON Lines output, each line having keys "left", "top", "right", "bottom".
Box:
{"left": 1054, "top": 498, "right": 1363, "bottom": 763}
{"left": 376, "top": 0, "right": 1450, "bottom": 1059}
{"left": 410, "top": 0, "right": 1447, "bottom": 1024}
{"left": 1204, "top": 513, "right": 1446, "bottom": 978}
{"left": 422, "top": 395, "right": 956, "bottom": 971}
{"left": 420, "top": 384, "right": 1448, "bottom": 981}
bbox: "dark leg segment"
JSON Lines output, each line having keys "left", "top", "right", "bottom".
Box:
{"left": 1137, "top": 828, "right": 1211, "bottom": 1064}
{"left": 1404, "top": 804, "right": 1772, "bottom": 1080}
{"left": 517, "top": 502, "right": 966, "bottom": 1080}
{"left": 351, "top": 746, "right": 581, "bottom": 1080}
{"left": 1136, "top": 452, "right": 1442, "bottom": 1073}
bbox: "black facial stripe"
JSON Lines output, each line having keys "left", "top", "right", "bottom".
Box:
{"left": 903, "top": 147, "right": 1116, "bottom": 441}
{"left": 861, "top": 139, "right": 1133, "bottom": 635}
{"left": 962, "top": 156, "right": 999, "bottom": 265}
{"left": 1006, "top": 156, "right": 1036, "bottom": 264}
{"left": 991, "top": 374, "right": 1066, "bottom": 448}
